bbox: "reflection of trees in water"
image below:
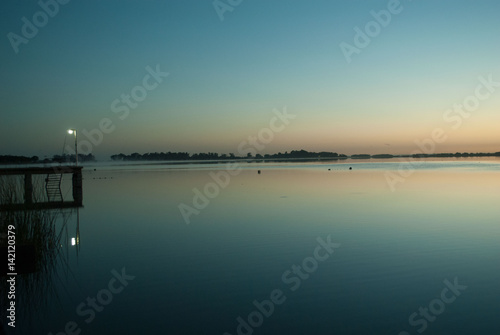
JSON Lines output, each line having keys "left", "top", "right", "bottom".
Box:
{"left": 0, "top": 176, "right": 80, "bottom": 334}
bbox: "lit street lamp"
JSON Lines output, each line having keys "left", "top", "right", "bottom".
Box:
{"left": 68, "top": 129, "right": 78, "bottom": 166}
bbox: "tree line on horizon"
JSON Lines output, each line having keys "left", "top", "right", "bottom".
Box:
{"left": 110, "top": 150, "right": 500, "bottom": 161}
{"left": 110, "top": 150, "right": 345, "bottom": 161}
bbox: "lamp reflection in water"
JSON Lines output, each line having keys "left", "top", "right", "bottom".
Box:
{"left": 71, "top": 208, "right": 81, "bottom": 262}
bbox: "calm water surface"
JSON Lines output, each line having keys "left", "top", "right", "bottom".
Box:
{"left": 5, "top": 159, "right": 500, "bottom": 335}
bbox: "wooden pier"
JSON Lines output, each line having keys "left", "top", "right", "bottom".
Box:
{"left": 0, "top": 166, "right": 83, "bottom": 211}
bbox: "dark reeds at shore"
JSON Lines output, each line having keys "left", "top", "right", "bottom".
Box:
{"left": 0, "top": 175, "right": 75, "bottom": 332}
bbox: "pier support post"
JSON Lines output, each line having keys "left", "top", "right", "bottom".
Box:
{"left": 72, "top": 171, "right": 83, "bottom": 206}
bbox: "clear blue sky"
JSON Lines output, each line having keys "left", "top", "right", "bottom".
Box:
{"left": 1, "top": 0, "right": 499, "bottom": 159}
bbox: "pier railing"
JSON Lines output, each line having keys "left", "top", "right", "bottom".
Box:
{"left": 0, "top": 166, "right": 83, "bottom": 211}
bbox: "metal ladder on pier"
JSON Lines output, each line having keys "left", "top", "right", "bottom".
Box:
{"left": 45, "top": 173, "right": 63, "bottom": 202}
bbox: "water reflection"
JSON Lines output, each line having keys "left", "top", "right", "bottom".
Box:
{"left": 2, "top": 161, "right": 500, "bottom": 334}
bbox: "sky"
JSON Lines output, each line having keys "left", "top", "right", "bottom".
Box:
{"left": 1, "top": 0, "right": 500, "bottom": 159}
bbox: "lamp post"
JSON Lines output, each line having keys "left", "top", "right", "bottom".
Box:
{"left": 68, "top": 129, "right": 78, "bottom": 166}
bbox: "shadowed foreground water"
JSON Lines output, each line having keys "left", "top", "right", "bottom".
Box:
{"left": 3, "top": 159, "right": 500, "bottom": 335}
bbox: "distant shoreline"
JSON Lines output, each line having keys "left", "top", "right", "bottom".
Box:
{"left": 1, "top": 150, "right": 500, "bottom": 166}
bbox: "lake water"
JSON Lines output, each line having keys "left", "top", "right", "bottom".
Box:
{"left": 3, "top": 158, "right": 500, "bottom": 335}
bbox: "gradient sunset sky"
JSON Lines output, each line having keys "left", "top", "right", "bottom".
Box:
{"left": 1, "top": 0, "right": 499, "bottom": 159}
